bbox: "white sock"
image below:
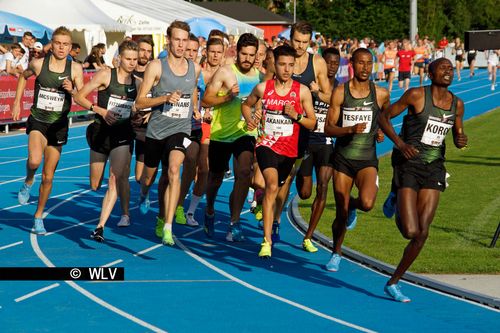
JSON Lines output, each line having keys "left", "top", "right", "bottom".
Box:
{"left": 187, "top": 195, "right": 201, "bottom": 215}
{"left": 163, "top": 223, "right": 172, "bottom": 232}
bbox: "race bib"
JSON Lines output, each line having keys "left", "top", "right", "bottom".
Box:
{"left": 265, "top": 111, "right": 294, "bottom": 137}
{"left": 421, "top": 115, "right": 454, "bottom": 147}
{"left": 37, "top": 87, "right": 65, "bottom": 112}
{"left": 342, "top": 108, "right": 372, "bottom": 133}
{"left": 314, "top": 113, "right": 327, "bottom": 133}
{"left": 386, "top": 58, "right": 395, "bottom": 66}
{"left": 162, "top": 94, "right": 191, "bottom": 118}
{"left": 415, "top": 54, "right": 423, "bottom": 60}
{"left": 107, "top": 95, "right": 133, "bottom": 120}
{"left": 457, "top": 49, "right": 463, "bottom": 56}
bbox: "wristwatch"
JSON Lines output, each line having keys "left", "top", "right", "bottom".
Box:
{"left": 296, "top": 114, "right": 303, "bottom": 122}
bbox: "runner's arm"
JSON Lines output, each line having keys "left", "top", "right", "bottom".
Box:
{"left": 202, "top": 66, "right": 237, "bottom": 107}
{"left": 452, "top": 98, "right": 468, "bottom": 149}
{"left": 135, "top": 60, "right": 170, "bottom": 110}
{"left": 313, "top": 56, "right": 332, "bottom": 104}
{"left": 297, "top": 85, "right": 316, "bottom": 130}
{"left": 73, "top": 69, "right": 110, "bottom": 118}
{"left": 241, "top": 83, "right": 264, "bottom": 131}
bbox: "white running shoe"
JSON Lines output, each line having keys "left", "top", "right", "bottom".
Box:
{"left": 117, "top": 215, "right": 130, "bottom": 227}
{"left": 492, "top": 84, "right": 496, "bottom": 91}
{"left": 186, "top": 213, "right": 199, "bottom": 227}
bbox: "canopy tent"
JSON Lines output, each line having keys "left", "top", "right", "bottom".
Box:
{"left": 0, "top": 11, "right": 53, "bottom": 44}
{"left": 186, "top": 17, "right": 226, "bottom": 40}
{"left": 105, "top": 0, "right": 264, "bottom": 38}
{"left": 0, "top": 0, "right": 130, "bottom": 64}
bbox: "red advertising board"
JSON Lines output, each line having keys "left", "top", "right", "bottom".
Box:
{"left": 0, "top": 72, "right": 97, "bottom": 123}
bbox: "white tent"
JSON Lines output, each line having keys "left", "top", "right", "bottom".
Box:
{"left": 105, "top": 0, "right": 264, "bottom": 38}
{"left": 0, "top": 0, "right": 130, "bottom": 63}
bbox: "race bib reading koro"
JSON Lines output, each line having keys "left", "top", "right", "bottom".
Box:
{"left": 421, "top": 115, "right": 454, "bottom": 147}
{"left": 341, "top": 108, "right": 372, "bottom": 133}
{"left": 265, "top": 110, "right": 294, "bottom": 137}
{"left": 107, "top": 95, "right": 133, "bottom": 120}
{"left": 37, "top": 87, "right": 65, "bottom": 112}
{"left": 162, "top": 94, "right": 191, "bottom": 118}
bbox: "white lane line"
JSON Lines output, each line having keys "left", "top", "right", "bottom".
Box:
{"left": 0, "top": 148, "right": 89, "bottom": 166}
{"left": 0, "top": 241, "right": 23, "bottom": 251}
{"left": 0, "top": 163, "right": 89, "bottom": 186}
{"left": 174, "top": 237, "right": 376, "bottom": 333}
{"left": 0, "top": 144, "right": 27, "bottom": 151}
{"left": 15, "top": 283, "right": 60, "bottom": 303}
{"left": 102, "top": 259, "right": 123, "bottom": 268}
{"left": 465, "top": 91, "right": 500, "bottom": 104}
{"left": 0, "top": 188, "right": 88, "bottom": 212}
{"left": 286, "top": 203, "right": 500, "bottom": 313}
{"left": 30, "top": 233, "right": 168, "bottom": 333}
{"left": 133, "top": 244, "right": 163, "bottom": 257}
{"left": 44, "top": 217, "right": 100, "bottom": 236}
{"left": 42, "top": 189, "right": 93, "bottom": 219}
{"left": 0, "top": 134, "right": 87, "bottom": 150}
{"left": 92, "top": 279, "right": 233, "bottom": 283}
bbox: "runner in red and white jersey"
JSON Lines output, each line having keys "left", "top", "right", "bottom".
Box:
{"left": 242, "top": 45, "right": 316, "bottom": 258}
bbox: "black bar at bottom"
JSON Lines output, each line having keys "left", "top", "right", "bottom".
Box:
{"left": 0, "top": 267, "right": 124, "bottom": 281}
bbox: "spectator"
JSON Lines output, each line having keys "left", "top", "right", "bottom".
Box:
{"left": 68, "top": 43, "right": 82, "bottom": 63}
{"left": 19, "top": 31, "right": 34, "bottom": 70}
{"left": 31, "top": 42, "right": 45, "bottom": 60}
{"left": 83, "top": 43, "right": 107, "bottom": 70}
{"left": 0, "top": 43, "right": 25, "bottom": 76}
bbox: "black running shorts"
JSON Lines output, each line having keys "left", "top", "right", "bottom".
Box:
{"left": 27, "top": 115, "right": 69, "bottom": 146}
{"left": 256, "top": 146, "right": 296, "bottom": 186}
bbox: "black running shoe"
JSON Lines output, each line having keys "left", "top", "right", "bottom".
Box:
{"left": 91, "top": 227, "right": 104, "bottom": 242}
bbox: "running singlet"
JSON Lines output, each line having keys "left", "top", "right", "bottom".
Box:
{"left": 384, "top": 50, "right": 397, "bottom": 69}
{"left": 414, "top": 46, "right": 427, "bottom": 63}
{"left": 335, "top": 81, "right": 380, "bottom": 160}
{"left": 148, "top": 58, "right": 196, "bottom": 140}
{"left": 257, "top": 80, "right": 303, "bottom": 158}
{"left": 395, "top": 85, "right": 457, "bottom": 164}
{"left": 397, "top": 50, "right": 415, "bottom": 72}
{"left": 309, "top": 79, "right": 339, "bottom": 145}
{"left": 210, "top": 64, "right": 260, "bottom": 142}
{"left": 31, "top": 55, "right": 73, "bottom": 123}
{"left": 96, "top": 68, "right": 136, "bottom": 127}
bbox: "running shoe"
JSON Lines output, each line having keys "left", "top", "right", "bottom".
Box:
{"left": 204, "top": 212, "right": 215, "bottom": 238}
{"left": 254, "top": 204, "right": 263, "bottom": 221}
{"left": 382, "top": 191, "right": 397, "bottom": 218}
{"left": 175, "top": 206, "right": 186, "bottom": 225}
{"left": 384, "top": 284, "right": 411, "bottom": 303}
{"left": 224, "top": 169, "right": 232, "bottom": 178}
{"left": 162, "top": 229, "right": 175, "bottom": 246}
{"left": 139, "top": 193, "right": 150, "bottom": 215}
{"left": 492, "top": 84, "right": 496, "bottom": 91}
{"left": 155, "top": 216, "right": 165, "bottom": 238}
{"left": 346, "top": 208, "right": 357, "bottom": 230}
{"left": 302, "top": 239, "right": 318, "bottom": 253}
{"left": 32, "top": 217, "right": 46, "bottom": 235}
{"left": 186, "top": 213, "right": 199, "bottom": 227}
{"left": 325, "top": 253, "right": 341, "bottom": 271}
{"left": 226, "top": 223, "right": 245, "bottom": 242}
{"left": 271, "top": 221, "right": 280, "bottom": 243}
{"left": 258, "top": 238, "right": 272, "bottom": 258}
{"left": 18, "top": 182, "right": 33, "bottom": 205}
{"left": 117, "top": 215, "right": 130, "bottom": 227}
{"left": 90, "top": 226, "right": 104, "bottom": 242}
{"left": 246, "top": 188, "right": 255, "bottom": 204}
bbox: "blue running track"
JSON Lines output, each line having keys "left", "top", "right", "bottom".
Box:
{"left": 0, "top": 69, "right": 499, "bottom": 332}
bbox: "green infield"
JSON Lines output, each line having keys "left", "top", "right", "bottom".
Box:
{"left": 298, "top": 108, "right": 500, "bottom": 274}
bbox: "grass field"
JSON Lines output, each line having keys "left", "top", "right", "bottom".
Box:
{"left": 298, "top": 108, "right": 500, "bottom": 274}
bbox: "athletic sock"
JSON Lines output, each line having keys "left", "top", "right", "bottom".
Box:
{"left": 187, "top": 195, "right": 201, "bottom": 215}
{"left": 164, "top": 223, "right": 172, "bottom": 232}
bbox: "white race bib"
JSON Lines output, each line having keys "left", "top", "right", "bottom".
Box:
{"left": 107, "top": 95, "right": 133, "bottom": 120}
{"left": 415, "top": 53, "right": 423, "bottom": 60}
{"left": 386, "top": 58, "right": 395, "bottom": 66}
{"left": 342, "top": 109, "right": 372, "bottom": 133}
{"left": 37, "top": 88, "right": 65, "bottom": 112}
{"left": 421, "top": 115, "right": 453, "bottom": 147}
{"left": 162, "top": 94, "right": 191, "bottom": 119}
{"left": 314, "top": 113, "right": 326, "bottom": 133}
{"left": 457, "top": 49, "right": 463, "bottom": 56}
{"left": 265, "top": 111, "right": 294, "bottom": 137}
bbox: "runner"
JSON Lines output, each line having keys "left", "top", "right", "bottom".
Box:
{"left": 324, "top": 48, "right": 390, "bottom": 272}
{"left": 134, "top": 21, "right": 201, "bottom": 246}
{"left": 201, "top": 33, "right": 261, "bottom": 241}
{"left": 174, "top": 33, "right": 203, "bottom": 226}
{"left": 413, "top": 39, "right": 428, "bottom": 86}
{"left": 466, "top": 49, "right": 477, "bottom": 78}
{"left": 297, "top": 47, "right": 340, "bottom": 253}
{"left": 383, "top": 40, "right": 397, "bottom": 92}
{"left": 74, "top": 40, "right": 139, "bottom": 240}
{"left": 182, "top": 38, "right": 225, "bottom": 227}
{"left": 264, "top": 21, "right": 331, "bottom": 238}
{"left": 396, "top": 39, "right": 415, "bottom": 92}
{"left": 242, "top": 45, "right": 316, "bottom": 257}
{"left": 486, "top": 50, "right": 499, "bottom": 91}
{"left": 378, "top": 58, "right": 467, "bottom": 302}
{"left": 453, "top": 38, "right": 465, "bottom": 82}
{"left": 11, "top": 26, "right": 84, "bottom": 234}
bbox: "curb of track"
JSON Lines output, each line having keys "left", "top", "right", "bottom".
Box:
{"left": 289, "top": 195, "right": 500, "bottom": 310}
